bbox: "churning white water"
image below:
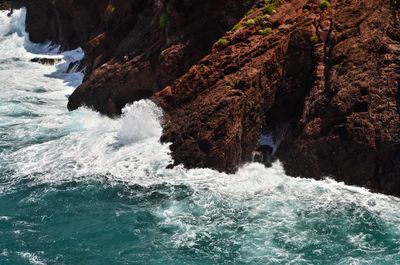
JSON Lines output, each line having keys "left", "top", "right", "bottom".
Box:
{"left": 1, "top": 8, "right": 400, "bottom": 265}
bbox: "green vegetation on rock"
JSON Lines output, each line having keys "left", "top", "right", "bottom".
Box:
{"left": 232, "top": 23, "right": 242, "bottom": 31}
{"left": 159, "top": 13, "right": 169, "bottom": 28}
{"left": 255, "top": 14, "right": 270, "bottom": 24}
{"left": 310, "top": 34, "right": 320, "bottom": 43}
{"left": 246, "top": 19, "right": 256, "bottom": 27}
{"left": 319, "top": 0, "right": 331, "bottom": 10}
{"left": 259, "top": 27, "right": 273, "bottom": 35}
{"left": 246, "top": 8, "right": 257, "bottom": 16}
{"left": 215, "top": 38, "right": 230, "bottom": 48}
{"left": 263, "top": 0, "right": 284, "bottom": 14}
{"left": 160, "top": 2, "right": 173, "bottom": 29}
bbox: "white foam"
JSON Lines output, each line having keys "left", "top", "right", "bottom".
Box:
{"left": 17, "top": 252, "right": 47, "bottom": 265}
{"left": 118, "top": 101, "right": 163, "bottom": 144}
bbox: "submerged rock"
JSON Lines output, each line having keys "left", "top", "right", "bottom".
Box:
{"left": 30, "top": 57, "right": 62, "bottom": 65}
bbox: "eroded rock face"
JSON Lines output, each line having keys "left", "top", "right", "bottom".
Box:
{"left": 278, "top": 0, "right": 400, "bottom": 195}
{"left": 66, "top": 0, "right": 254, "bottom": 116}
{"left": 154, "top": 0, "right": 400, "bottom": 195}
{"left": 19, "top": 0, "right": 253, "bottom": 116}
{"left": 154, "top": 0, "right": 315, "bottom": 171}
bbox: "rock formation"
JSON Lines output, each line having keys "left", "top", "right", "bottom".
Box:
{"left": 18, "top": 0, "right": 253, "bottom": 116}
{"left": 30, "top": 57, "right": 62, "bottom": 65}
{"left": 154, "top": 0, "right": 400, "bottom": 195}
{"left": 0, "top": 0, "right": 11, "bottom": 10}
{"left": 16, "top": 0, "right": 400, "bottom": 195}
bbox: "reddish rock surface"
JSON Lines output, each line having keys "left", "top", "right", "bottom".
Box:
{"left": 68, "top": 0, "right": 254, "bottom": 115}
{"left": 154, "top": 0, "right": 400, "bottom": 195}
{"left": 279, "top": 0, "right": 400, "bottom": 195}
{"left": 18, "top": 0, "right": 254, "bottom": 115}
{"left": 18, "top": 0, "right": 400, "bottom": 195}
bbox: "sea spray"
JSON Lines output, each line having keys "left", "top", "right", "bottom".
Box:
{"left": 118, "top": 101, "right": 163, "bottom": 145}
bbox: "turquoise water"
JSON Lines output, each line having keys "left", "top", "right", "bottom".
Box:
{"left": 1, "top": 9, "right": 400, "bottom": 265}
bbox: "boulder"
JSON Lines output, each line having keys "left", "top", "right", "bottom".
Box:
{"left": 30, "top": 57, "right": 62, "bottom": 65}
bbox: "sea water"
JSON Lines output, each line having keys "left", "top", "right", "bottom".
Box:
{"left": 1, "top": 9, "right": 400, "bottom": 265}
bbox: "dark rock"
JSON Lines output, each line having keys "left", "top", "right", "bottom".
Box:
{"left": 66, "top": 60, "right": 84, "bottom": 73}
{"left": 30, "top": 57, "right": 62, "bottom": 65}
{"left": 66, "top": 0, "right": 255, "bottom": 115}
{"left": 23, "top": 0, "right": 108, "bottom": 51}
{"left": 19, "top": 0, "right": 254, "bottom": 116}
{"left": 0, "top": 0, "right": 11, "bottom": 10}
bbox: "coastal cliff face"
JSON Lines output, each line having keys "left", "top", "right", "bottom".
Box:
{"left": 17, "top": 0, "right": 400, "bottom": 195}
{"left": 21, "top": 0, "right": 253, "bottom": 115}
{"left": 154, "top": 0, "right": 400, "bottom": 194}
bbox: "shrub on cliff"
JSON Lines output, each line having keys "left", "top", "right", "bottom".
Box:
{"left": 255, "top": 14, "right": 270, "bottom": 24}
{"left": 232, "top": 23, "right": 242, "bottom": 31}
{"left": 310, "top": 34, "right": 320, "bottom": 43}
{"left": 259, "top": 27, "right": 273, "bottom": 35}
{"left": 159, "top": 13, "right": 169, "bottom": 28}
{"left": 319, "top": 0, "right": 331, "bottom": 10}
{"left": 246, "top": 19, "right": 256, "bottom": 27}
{"left": 215, "top": 38, "right": 230, "bottom": 48}
{"left": 263, "top": 0, "right": 284, "bottom": 14}
{"left": 263, "top": 4, "right": 276, "bottom": 14}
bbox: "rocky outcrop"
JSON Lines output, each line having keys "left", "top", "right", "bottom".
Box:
{"left": 18, "top": 0, "right": 400, "bottom": 195}
{"left": 19, "top": 0, "right": 253, "bottom": 116}
{"left": 0, "top": 0, "right": 11, "bottom": 10}
{"left": 66, "top": 0, "right": 254, "bottom": 116}
{"left": 154, "top": 0, "right": 400, "bottom": 195}
{"left": 30, "top": 57, "right": 62, "bottom": 65}
{"left": 278, "top": 0, "right": 400, "bottom": 195}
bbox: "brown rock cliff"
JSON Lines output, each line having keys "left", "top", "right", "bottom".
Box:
{"left": 154, "top": 0, "right": 400, "bottom": 195}
{"left": 17, "top": 0, "right": 254, "bottom": 115}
